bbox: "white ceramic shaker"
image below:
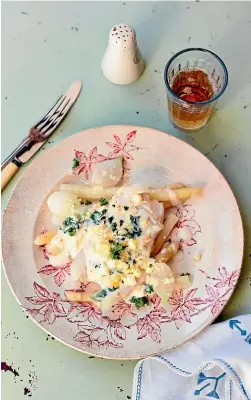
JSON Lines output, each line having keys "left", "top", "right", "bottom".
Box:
{"left": 101, "top": 23, "right": 145, "bottom": 85}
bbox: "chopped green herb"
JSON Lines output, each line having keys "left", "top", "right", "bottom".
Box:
{"left": 60, "top": 216, "right": 82, "bottom": 236}
{"left": 110, "top": 242, "right": 126, "bottom": 260}
{"left": 91, "top": 289, "right": 107, "bottom": 302}
{"left": 108, "top": 287, "right": 117, "bottom": 292}
{"left": 90, "top": 209, "right": 107, "bottom": 225}
{"left": 94, "top": 264, "right": 101, "bottom": 269}
{"left": 180, "top": 273, "right": 191, "bottom": 276}
{"left": 124, "top": 206, "right": 129, "bottom": 211}
{"left": 85, "top": 200, "right": 92, "bottom": 206}
{"left": 130, "top": 296, "right": 149, "bottom": 309}
{"left": 145, "top": 284, "right": 154, "bottom": 294}
{"left": 132, "top": 259, "right": 137, "bottom": 265}
{"left": 100, "top": 198, "right": 109, "bottom": 206}
{"left": 112, "top": 204, "right": 115, "bottom": 208}
{"left": 72, "top": 158, "right": 79, "bottom": 169}
{"left": 108, "top": 216, "right": 114, "bottom": 224}
{"left": 111, "top": 222, "right": 118, "bottom": 232}
{"left": 125, "top": 215, "right": 142, "bottom": 239}
{"left": 130, "top": 215, "right": 140, "bottom": 226}
{"left": 125, "top": 230, "right": 133, "bottom": 239}
{"left": 119, "top": 220, "right": 123, "bottom": 227}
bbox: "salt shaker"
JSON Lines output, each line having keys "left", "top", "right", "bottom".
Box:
{"left": 101, "top": 23, "right": 145, "bottom": 85}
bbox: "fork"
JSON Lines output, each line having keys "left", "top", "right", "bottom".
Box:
{"left": 1, "top": 81, "right": 82, "bottom": 190}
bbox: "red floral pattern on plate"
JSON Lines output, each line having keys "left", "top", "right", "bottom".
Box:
{"left": 38, "top": 247, "right": 72, "bottom": 287}
{"left": 109, "top": 300, "right": 137, "bottom": 324}
{"left": 106, "top": 130, "right": 145, "bottom": 161}
{"left": 199, "top": 266, "right": 239, "bottom": 289}
{"left": 74, "top": 322, "right": 123, "bottom": 350}
{"left": 72, "top": 129, "right": 144, "bottom": 183}
{"left": 25, "top": 269, "right": 239, "bottom": 347}
{"left": 68, "top": 300, "right": 138, "bottom": 348}
{"left": 69, "top": 302, "right": 132, "bottom": 349}
{"left": 67, "top": 301, "right": 103, "bottom": 325}
{"left": 25, "top": 282, "right": 67, "bottom": 324}
{"left": 175, "top": 205, "right": 201, "bottom": 249}
{"left": 198, "top": 266, "right": 240, "bottom": 316}
{"left": 38, "top": 264, "right": 71, "bottom": 287}
{"left": 136, "top": 309, "right": 172, "bottom": 343}
{"left": 73, "top": 147, "right": 107, "bottom": 181}
{"left": 199, "top": 285, "right": 232, "bottom": 316}
{"left": 169, "top": 288, "right": 206, "bottom": 323}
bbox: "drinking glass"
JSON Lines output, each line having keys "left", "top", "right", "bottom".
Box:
{"left": 164, "top": 48, "right": 228, "bottom": 131}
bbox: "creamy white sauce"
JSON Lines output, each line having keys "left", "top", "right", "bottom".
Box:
{"left": 46, "top": 187, "right": 175, "bottom": 300}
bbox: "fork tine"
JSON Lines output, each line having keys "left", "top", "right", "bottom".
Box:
{"left": 33, "top": 81, "right": 82, "bottom": 136}
{"left": 38, "top": 97, "right": 71, "bottom": 133}
{"left": 40, "top": 99, "right": 75, "bottom": 136}
{"left": 34, "top": 95, "right": 67, "bottom": 130}
{"left": 34, "top": 95, "right": 66, "bottom": 129}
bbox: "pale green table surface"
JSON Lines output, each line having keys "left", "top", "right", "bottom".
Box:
{"left": 2, "top": 1, "right": 251, "bottom": 399}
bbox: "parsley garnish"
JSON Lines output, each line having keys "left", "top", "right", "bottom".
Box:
{"left": 108, "top": 216, "right": 118, "bottom": 232}
{"left": 111, "top": 222, "right": 117, "bottom": 232}
{"left": 72, "top": 158, "right": 79, "bottom": 169}
{"left": 108, "top": 287, "right": 117, "bottom": 292}
{"left": 84, "top": 200, "right": 92, "bottom": 206}
{"left": 180, "top": 273, "right": 191, "bottom": 276}
{"left": 60, "top": 216, "right": 82, "bottom": 236}
{"left": 130, "top": 296, "right": 149, "bottom": 309}
{"left": 91, "top": 289, "right": 107, "bottom": 302}
{"left": 90, "top": 209, "right": 107, "bottom": 224}
{"left": 100, "top": 198, "right": 109, "bottom": 206}
{"left": 145, "top": 284, "right": 154, "bottom": 294}
{"left": 124, "top": 206, "right": 129, "bottom": 211}
{"left": 110, "top": 242, "right": 126, "bottom": 260}
{"left": 125, "top": 215, "right": 142, "bottom": 239}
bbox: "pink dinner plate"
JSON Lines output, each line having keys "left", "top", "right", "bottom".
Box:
{"left": 2, "top": 125, "right": 244, "bottom": 359}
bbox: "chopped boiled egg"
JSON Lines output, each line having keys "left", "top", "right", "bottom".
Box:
{"left": 45, "top": 185, "right": 168, "bottom": 308}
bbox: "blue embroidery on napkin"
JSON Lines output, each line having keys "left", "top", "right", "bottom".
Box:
{"left": 155, "top": 355, "right": 191, "bottom": 375}
{"left": 136, "top": 362, "right": 144, "bottom": 400}
{"left": 194, "top": 371, "right": 226, "bottom": 398}
{"left": 229, "top": 319, "right": 247, "bottom": 336}
{"left": 229, "top": 378, "right": 233, "bottom": 400}
{"left": 245, "top": 333, "right": 251, "bottom": 345}
{"left": 215, "top": 358, "right": 250, "bottom": 400}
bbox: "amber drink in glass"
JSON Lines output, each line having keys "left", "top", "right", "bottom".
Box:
{"left": 164, "top": 48, "right": 228, "bottom": 131}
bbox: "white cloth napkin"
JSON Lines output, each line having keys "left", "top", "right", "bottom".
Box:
{"left": 132, "top": 315, "right": 251, "bottom": 400}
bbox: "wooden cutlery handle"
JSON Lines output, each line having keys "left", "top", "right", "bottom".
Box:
{"left": 1, "top": 162, "right": 19, "bottom": 191}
